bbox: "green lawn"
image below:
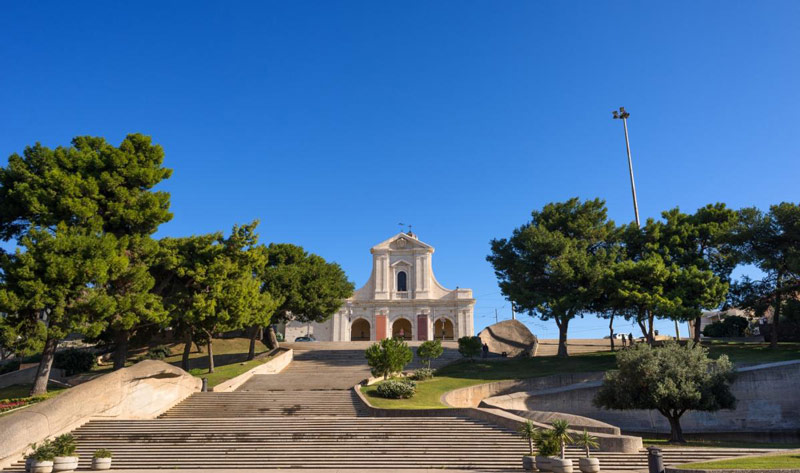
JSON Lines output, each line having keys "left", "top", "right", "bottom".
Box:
{"left": 680, "top": 453, "right": 800, "bottom": 469}
{"left": 644, "top": 437, "right": 800, "bottom": 450}
{"left": 0, "top": 383, "right": 67, "bottom": 401}
{"left": 362, "top": 343, "right": 800, "bottom": 410}
{"left": 91, "top": 337, "right": 273, "bottom": 387}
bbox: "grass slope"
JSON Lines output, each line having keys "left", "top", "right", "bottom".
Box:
{"left": 680, "top": 453, "right": 800, "bottom": 469}
{"left": 362, "top": 342, "right": 800, "bottom": 410}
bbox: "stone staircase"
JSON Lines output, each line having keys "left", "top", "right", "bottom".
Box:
{"left": 1, "top": 343, "right": 782, "bottom": 471}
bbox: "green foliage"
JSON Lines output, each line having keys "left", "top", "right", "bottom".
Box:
{"left": 534, "top": 429, "right": 560, "bottom": 457}
{"left": 410, "top": 367, "right": 434, "bottom": 381}
{"left": 255, "top": 243, "right": 354, "bottom": 326}
{"left": 517, "top": 420, "right": 539, "bottom": 455}
{"left": 375, "top": 378, "right": 417, "bottom": 399}
{"left": 574, "top": 429, "right": 599, "bottom": 457}
{"left": 28, "top": 440, "right": 56, "bottom": 462}
{"left": 594, "top": 341, "right": 736, "bottom": 443}
{"left": 702, "top": 316, "right": 750, "bottom": 338}
{"left": 550, "top": 419, "right": 573, "bottom": 459}
{"left": 365, "top": 337, "right": 413, "bottom": 379}
{"left": 143, "top": 344, "right": 171, "bottom": 360}
{"left": 488, "top": 198, "right": 616, "bottom": 357}
{"left": 52, "top": 433, "right": 77, "bottom": 456}
{"left": 53, "top": 349, "right": 95, "bottom": 376}
{"left": 417, "top": 339, "right": 443, "bottom": 369}
{"left": 93, "top": 449, "right": 112, "bottom": 459}
{"left": 458, "top": 336, "right": 482, "bottom": 359}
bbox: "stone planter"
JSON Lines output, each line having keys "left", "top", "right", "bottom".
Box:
{"left": 522, "top": 455, "right": 536, "bottom": 471}
{"left": 550, "top": 458, "right": 574, "bottom": 473}
{"left": 536, "top": 456, "right": 552, "bottom": 472}
{"left": 91, "top": 457, "right": 112, "bottom": 470}
{"left": 31, "top": 461, "right": 54, "bottom": 473}
{"left": 579, "top": 457, "right": 600, "bottom": 473}
{"left": 52, "top": 456, "right": 79, "bottom": 472}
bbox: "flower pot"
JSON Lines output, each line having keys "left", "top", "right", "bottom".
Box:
{"left": 53, "top": 456, "right": 79, "bottom": 472}
{"left": 536, "top": 456, "right": 552, "bottom": 472}
{"left": 31, "top": 461, "right": 54, "bottom": 473}
{"left": 549, "top": 458, "right": 574, "bottom": 473}
{"left": 92, "top": 457, "right": 112, "bottom": 470}
{"left": 522, "top": 455, "right": 536, "bottom": 471}
{"left": 578, "top": 457, "right": 600, "bottom": 473}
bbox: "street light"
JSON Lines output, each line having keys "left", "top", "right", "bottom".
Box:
{"left": 612, "top": 107, "right": 641, "bottom": 227}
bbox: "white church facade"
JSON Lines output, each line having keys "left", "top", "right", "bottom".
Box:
{"left": 282, "top": 232, "right": 475, "bottom": 342}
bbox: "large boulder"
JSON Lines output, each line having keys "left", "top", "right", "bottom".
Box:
{"left": 478, "top": 320, "right": 538, "bottom": 357}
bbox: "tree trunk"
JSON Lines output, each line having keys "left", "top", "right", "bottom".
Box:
{"left": 265, "top": 325, "right": 279, "bottom": 349}
{"left": 112, "top": 328, "right": 130, "bottom": 371}
{"left": 30, "top": 336, "right": 58, "bottom": 396}
{"left": 207, "top": 336, "right": 215, "bottom": 373}
{"left": 667, "top": 415, "right": 686, "bottom": 443}
{"left": 637, "top": 318, "right": 649, "bottom": 341}
{"left": 693, "top": 316, "right": 702, "bottom": 343}
{"left": 674, "top": 319, "right": 681, "bottom": 341}
{"left": 608, "top": 315, "right": 615, "bottom": 352}
{"left": 247, "top": 326, "right": 258, "bottom": 361}
{"left": 556, "top": 317, "right": 569, "bottom": 358}
{"left": 181, "top": 332, "right": 193, "bottom": 371}
{"left": 647, "top": 311, "right": 655, "bottom": 344}
{"left": 771, "top": 291, "right": 781, "bottom": 349}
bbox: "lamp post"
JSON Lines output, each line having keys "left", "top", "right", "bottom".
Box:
{"left": 612, "top": 107, "right": 641, "bottom": 227}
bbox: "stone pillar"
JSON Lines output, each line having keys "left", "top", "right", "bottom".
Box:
{"left": 375, "top": 313, "right": 388, "bottom": 340}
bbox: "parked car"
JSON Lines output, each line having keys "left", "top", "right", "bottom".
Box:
{"left": 294, "top": 335, "right": 317, "bottom": 342}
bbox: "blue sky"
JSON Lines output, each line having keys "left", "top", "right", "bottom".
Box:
{"left": 2, "top": 1, "right": 799, "bottom": 340}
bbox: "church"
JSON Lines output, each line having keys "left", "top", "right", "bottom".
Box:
{"left": 282, "top": 232, "right": 475, "bottom": 342}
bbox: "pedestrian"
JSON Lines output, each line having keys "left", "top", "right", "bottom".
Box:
{"left": 482, "top": 342, "right": 489, "bottom": 358}
{"left": 620, "top": 334, "right": 627, "bottom": 348}
{"left": 628, "top": 333, "right": 634, "bottom": 346}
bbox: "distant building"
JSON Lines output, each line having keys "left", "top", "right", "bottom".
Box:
{"left": 282, "top": 232, "right": 475, "bottom": 342}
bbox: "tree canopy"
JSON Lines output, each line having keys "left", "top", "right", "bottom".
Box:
{"left": 593, "top": 341, "right": 736, "bottom": 443}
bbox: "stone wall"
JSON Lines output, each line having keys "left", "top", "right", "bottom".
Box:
{"left": 212, "top": 348, "right": 293, "bottom": 392}
{"left": 512, "top": 360, "right": 800, "bottom": 434}
{"left": 0, "top": 360, "right": 200, "bottom": 468}
{"left": 0, "top": 366, "right": 66, "bottom": 389}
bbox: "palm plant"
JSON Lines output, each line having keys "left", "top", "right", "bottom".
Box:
{"left": 575, "top": 429, "right": 599, "bottom": 457}
{"left": 550, "top": 419, "right": 574, "bottom": 459}
{"left": 517, "top": 420, "right": 539, "bottom": 456}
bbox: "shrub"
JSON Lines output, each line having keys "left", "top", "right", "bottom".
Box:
{"left": 410, "top": 368, "right": 434, "bottom": 381}
{"left": 535, "top": 429, "right": 560, "bottom": 457}
{"left": 0, "top": 359, "right": 21, "bottom": 375}
{"left": 28, "top": 440, "right": 56, "bottom": 462}
{"left": 93, "top": 449, "right": 112, "bottom": 459}
{"left": 144, "top": 345, "right": 171, "bottom": 360}
{"left": 52, "top": 433, "right": 77, "bottom": 456}
{"left": 702, "top": 316, "right": 749, "bottom": 338}
{"left": 375, "top": 378, "right": 417, "bottom": 399}
{"left": 53, "top": 348, "right": 96, "bottom": 376}
{"left": 365, "top": 338, "right": 413, "bottom": 379}
{"left": 417, "top": 340, "right": 444, "bottom": 369}
{"left": 458, "top": 336, "right": 482, "bottom": 359}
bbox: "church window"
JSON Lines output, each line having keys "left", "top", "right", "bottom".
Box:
{"left": 397, "top": 271, "right": 407, "bottom": 292}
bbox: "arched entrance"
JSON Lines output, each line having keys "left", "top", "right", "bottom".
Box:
{"left": 351, "top": 318, "right": 371, "bottom": 341}
{"left": 434, "top": 318, "right": 454, "bottom": 340}
{"left": 392, "top": 318, "right": 412, "bottom": 340}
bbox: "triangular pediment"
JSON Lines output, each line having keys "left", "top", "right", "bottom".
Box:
{"left": 371, "top": 232, "right": 433, "bottom": 252}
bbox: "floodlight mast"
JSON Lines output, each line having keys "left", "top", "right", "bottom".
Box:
{"left": 612, "top": 107, "right": 641, "bottom": 228}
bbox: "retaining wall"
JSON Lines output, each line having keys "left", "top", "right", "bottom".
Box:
{"left": 0, "top": 366, "right": 66, "bottom": 389}
{"left": 0, "top": 360, "right": 200, "bottom": 469}
{"left": 212, "top": 348, "right": 292, "bottom": 392}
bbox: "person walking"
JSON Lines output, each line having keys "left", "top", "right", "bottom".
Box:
{"left": 628, "top": 333, "right": 634, "bottom": 346}
{"left": 620, "top": 334, "right": 627, "bottom": 348}
{"left": 482, "top": 342, "right": 489, "bottom": 358}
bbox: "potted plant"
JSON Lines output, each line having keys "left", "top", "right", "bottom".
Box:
{"left": 548, "top": 420, "right": 574, "bottom": 473}
{"left": 52, "top": 434, "right": 79, "bottom": 472}
{"left": 92, "top": 449, "right": 113, "bottom": 470}
{"left": 534, "top": 429, "right": 559, "bottom": 472}
{"left": 29, "top": 440, "right": 56, "bottom": 473}
{"left": 517, "top": 420, "right": 540, "bottom": 470}
{"left": 575, "top": 430, "right": 600, "bottom": 473}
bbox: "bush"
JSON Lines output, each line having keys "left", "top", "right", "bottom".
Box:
{"left": 52, "top": 433, "right": 77, "bottom": 456}
{"left": 410, "top": 368, "right": 434, "bottom": 381}
{"left": 417, "top": 340, "right": 444, "bottom": 369}
{"left": 0, "top": 359, "right": 21, "bottom": 375}
{"left": 458, "top": 336, "right": 482, "bottom": 359}
{"left": 28, "top": 440, "right": 56, "bottom": 462}
{"left": 93, "top": 449, "right": 112, "bottom": 459}
{"left": 375, "top": 378, "right": 417, "bottom": 399}
{"left": 365, "top": 337, "right": 413, "bottom": 379}
{"left": 144, "top": 345, "right": 171, "bottom": 360}
{"left": 53, "top": 348, "right": 96, "bottom": 376}
{"left": 702, "top": 316, "right": 749, "bottom": 338}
